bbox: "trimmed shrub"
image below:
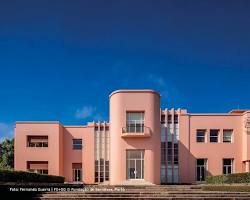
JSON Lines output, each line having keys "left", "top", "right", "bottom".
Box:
{"left": 0, "top": 169, "right": 64, "bottom": 183}
{"left": 206, "top": 172, "right": 250, "bottom": 184}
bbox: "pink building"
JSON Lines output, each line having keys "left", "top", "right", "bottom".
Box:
{"left": 14, "top": 90, "right": 250, "bottom": 185}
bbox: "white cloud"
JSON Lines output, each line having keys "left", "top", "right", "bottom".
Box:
{"left": 0, "top": 122, "right": 14, "bottom": 141}
{"left": 75, "top": 106, "right": 96, "bottom": 119}
{"left": 148, "top": 74, "right": 166, "bottom": 87}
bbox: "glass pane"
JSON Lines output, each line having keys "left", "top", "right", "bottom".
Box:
{"left": 129, "top": 160, "right": 135, "bottom": 179}
{"left": 210, "top": 136, "right": 218, "bottom": 142}
{"left": 129, "top": 151, "right": 142, "bottom": 159}
{"left": 197, "top": 159, "right": 204, "bottom": 165}
{"left": 223, "top": 159, "right": 232, "bottom": 165}
{"left": 223, "top": 166, "right": 227, "bottom": 174}
{"left": 129, "top": 112, "right": 144, "bottom": 121}
{"left": 136, "top": 159, "right": 141, "bottom": 179}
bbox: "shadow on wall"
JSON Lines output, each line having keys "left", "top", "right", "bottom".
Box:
{"left": 179, "top": 141, "right": 212, "bottom": 184}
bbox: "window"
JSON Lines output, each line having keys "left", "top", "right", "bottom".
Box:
{"left": 167, "top": 142, "right": 172, "bottom": 165}
{"left": 174, "top": 115, "right": 178, "bottom": 124}
{"left": 105, "top": 161, "right": 109, "bottom": 181}
{"left": 161, "top": 142, "right": 166, "bottom": 165}
{"left": 173, "top": 143, "right": 178, "bottom": 165}
{"left": 100, "top": 126, "right": 104, "bottom": 131}
{"left": 196, "top": 130, "right": 206, "bottom": 143}
{"left": 95, "top": 126, "right": 98, "bottom": 131}
{"left": 223, "top": 130, "right": 233, "bottom": 143}
{"left": 27, "top": 161, "right": 48, "bottom": 174}
{"left": 168, "top": 115, "right": 172, "bottom": 124}
{"left": 161, "top": 114, "right": 165, "bottom": 124}
{"left": 73, "top": 139, "right": 82, "bottom": 150}
{"left": 223, "top": 159, "right": 233, "bottom": 174}
{"left": 126, "top": 112, "right": 144, "bottom": 133}
{"left": 210, "top": 130, "right": 219, "bottom": 143}
{"left": 95, "top": 160, "right": 99, "bottom": 182}
{"left": 105, "top": 126, "right": 109, "bottom": 131}
{"left": 27, "top": 136, "right": 48, "bottom": 147}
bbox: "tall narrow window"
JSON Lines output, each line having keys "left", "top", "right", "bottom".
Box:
{"left": 223, "top": 130, "right": 233, "bottom": 143}
{"left": 174, "top": 114, "right": 178, "bottom": 124}
{"left": 223, "top": 159, "right": 233, "bottom": 174}
{"left": 73, "top": 139, "right": 82, "bottom": 150}
{"left": 196, "top": 130, "right": 206, "bottom": 143}
{"left": 196, "top": 159, "right": 207, "bottom": 181}
{"left": 126, "top": 112, "right": 144, "bottom": 133}
{"left": 210, "top": 130, "right": 219, "bottom": 143}
{"left": 95, "top": 160, "right": 99, "bottom": 182}
{"left": 100, "top": 159, "right": 104, "bottom": 182}
{"left": 161, "top": 114, "right": 165, "bottom": 124}
{"left": 168, "top": 115, "right": 172, "bottom": 124}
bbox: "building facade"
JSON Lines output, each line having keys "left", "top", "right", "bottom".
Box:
{"left": 14, "top": 90, "right": 250, "bottom": 185}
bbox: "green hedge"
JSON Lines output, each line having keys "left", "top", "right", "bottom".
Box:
{"left": 0, "top": 169, "right": 64, "bottom": 183}
{"left": 206, "top": 172, "right": 250, "bottom": 184}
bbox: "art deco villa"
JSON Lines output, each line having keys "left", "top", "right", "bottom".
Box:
{"left": 14, "top": 90, "right": 250, "bottom": 185}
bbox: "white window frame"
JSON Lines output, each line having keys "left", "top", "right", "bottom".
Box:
{"left": 223, "top": 159, "right": 233, "bottom": 174}
{"left": 223, "top": 130, "right": 233, "bottom": 143}
{"left": 196, "top": 130, "right": 206, "bottom": 143}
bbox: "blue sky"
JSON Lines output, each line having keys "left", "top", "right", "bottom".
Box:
{"left": 0, "top": 0, "right": 250, "bottom": 139}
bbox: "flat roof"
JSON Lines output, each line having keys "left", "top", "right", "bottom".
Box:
{"left": 16, "top": 121, "right": 61, "bottom": 124}
{"left": 109, "top": 89, "right": 160, "bottom": 98}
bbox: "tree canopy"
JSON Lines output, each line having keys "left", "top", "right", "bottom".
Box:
{"left": 0, "top": 138, "right": 14, "bottom": 169}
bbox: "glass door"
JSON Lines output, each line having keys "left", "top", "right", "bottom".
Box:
{"left": 126, "top": 150, "right": 144, "bottom": 179}
{"left": 196, "top": 159, "right": 207, "bottom": 181}
{"left": 73, "top": 168, "right": 82, "bottom": 182}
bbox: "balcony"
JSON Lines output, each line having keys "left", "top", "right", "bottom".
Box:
{"left": 121, "top": 125, "right": 151, "bottom": 138}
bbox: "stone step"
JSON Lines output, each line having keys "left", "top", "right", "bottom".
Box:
{"left": 39, "top": 196, "right": 249, "bottom": 200}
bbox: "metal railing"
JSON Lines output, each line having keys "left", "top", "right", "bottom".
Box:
{"left": 122, "top": 125, "right": 150, "bottom": 134}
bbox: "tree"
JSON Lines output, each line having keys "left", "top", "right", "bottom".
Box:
{"left": 0, "top": 138, "right": 14, "bottom": 169}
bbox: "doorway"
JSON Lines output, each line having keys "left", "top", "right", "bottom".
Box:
{"left": 126, "top": 150, "right": 144, "bottom": 179}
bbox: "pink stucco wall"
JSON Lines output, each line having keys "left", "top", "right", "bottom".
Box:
{"left": 14, "top": 90, "right": 250, "bottom": 185}
{"left": 179, "top": 114, "right": 244, "bottom": 183}
{"left": 15, "top": 122, "right": 94, "bottom": 183}
{"left": 109, "top": 90, "right": 161, "bottom": 185}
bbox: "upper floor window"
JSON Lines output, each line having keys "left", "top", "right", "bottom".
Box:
{"left": 210, "top": 130, "right": 219, "bottom": 143}
{"left": 95, "top": 126, "right": 98, "bottom": 131}
{"left": 174, "top": 115, "right": 178, "bottom": 124}
{"left": 100, "top": 126, "right": 104, "bottom": 131}
{"left": 196, "top": 130, "right": 206, "bottom": 143}
{"left": 161, "top": 114, "right": 165, "bottom": 124}
{"left": 223, "top": 130, "right": 233, "bottom": 143}
{"left": 223, "top": 159, "right": 233, "bottom": 174}
{"left": 73, "top": 139, "right": 82, "bottom": 150}
{"left": 167, "top": 115, "right": 172, "bottom": 124}
{"left": 126, "top": 112, "right": 144, "bottom": 132}
{"left": 27, "top": 136, "right": 48, "bottom": 147}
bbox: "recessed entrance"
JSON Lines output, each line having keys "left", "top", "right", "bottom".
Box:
{"left": 126, "top": 150, "right": 144, "bottom": 179}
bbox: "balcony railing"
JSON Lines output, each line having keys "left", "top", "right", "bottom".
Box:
{"left": 122, "top": 125, "right": 151, "bottom": 137}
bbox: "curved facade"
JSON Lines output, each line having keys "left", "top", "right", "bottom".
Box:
{"left": 109, "top": 90, "right": 161, "bottom": 185}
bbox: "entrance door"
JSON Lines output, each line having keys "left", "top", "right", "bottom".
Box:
{"left": 72, "top": 163, "right": 82, "bottom": 182}
{"left": 196, "top": 159, "right": 207, "bottom": 181}
{"left": 73, "top": 168, "right": 82, "bottom": 182}
{"left": 126, "top": 150, "right": 144, "bottom": 179}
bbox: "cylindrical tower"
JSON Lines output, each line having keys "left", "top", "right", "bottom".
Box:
{"left": 109, "top": 90, "right": 161, "bottom": 185}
